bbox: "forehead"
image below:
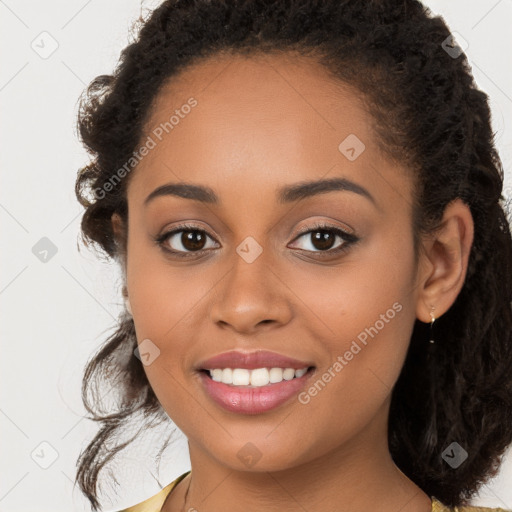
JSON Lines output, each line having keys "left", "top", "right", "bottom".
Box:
{"left": 127, "top": 51, "right": 412, "bottom": 212}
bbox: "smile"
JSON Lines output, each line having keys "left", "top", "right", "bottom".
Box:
{"left": 198, "top": 366, "right": 316, "bottom": 414}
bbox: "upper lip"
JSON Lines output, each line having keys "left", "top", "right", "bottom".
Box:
{"left": 195, "top": 350, "right": 315, "bottom": 370}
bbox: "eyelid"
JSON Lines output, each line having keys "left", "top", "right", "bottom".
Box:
{"left": 293, "top": 220, "right": 355, "bottom": 238}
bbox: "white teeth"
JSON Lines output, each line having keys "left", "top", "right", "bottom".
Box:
{"left": 207, "top": 367, "right": 310, "bottom": 386}
{"left": 211, "top": 369, "right": 223, "bottom": 382}
{"left": 283, "top": 368, "right": 295, "bottom": 381}
{"left": 250, "top": 368, "right": 270, "bottom": 386}
{"left": 269, "top": 367, "right": 283, "bottom": 383}
{"left": 232, "top": 368, "right": 250, "bottom": 386}
{"left": 221, "top": 368, "right": 233, "bottom": 384}
{"left": 294, "top": 367, "right": 308, "bottom": 378}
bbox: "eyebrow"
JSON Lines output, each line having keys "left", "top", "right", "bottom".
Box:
{"left": 144, "top": 177, "right": 376, "bottom": 207}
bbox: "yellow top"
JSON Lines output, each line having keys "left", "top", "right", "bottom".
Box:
{"left": 118, "top": 471, "right": 511, "bottom": 512}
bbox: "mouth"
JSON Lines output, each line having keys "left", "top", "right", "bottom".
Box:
{"left": 197, "top": 365, "right": 316, "bottom": 415}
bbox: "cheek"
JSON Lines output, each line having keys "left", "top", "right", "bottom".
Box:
{"left": 291, "top": 231, "right": 417, "bottom": 399}
{"left": 290, "top": 228, "right": 416, "bottom": 342}
{"left": 125, "top": 222, "right": 212, "bottom": 341}
{"left": 290, "top": 299, "right": 415, "bottom": 459}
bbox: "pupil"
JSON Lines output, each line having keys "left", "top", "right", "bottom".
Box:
{"left": 312, "top": 230, "right": 335, "bottom": 250}
{"left": 182, "top": 230, "right": 205, "bottom": 251}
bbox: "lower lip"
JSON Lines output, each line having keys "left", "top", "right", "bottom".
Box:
{"left": 198, "top": 368, "right": 314, "bottom": 415}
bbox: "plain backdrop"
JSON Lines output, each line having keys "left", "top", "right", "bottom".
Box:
{"left": 1, "top": 1, "right": 511, "bottom": 510}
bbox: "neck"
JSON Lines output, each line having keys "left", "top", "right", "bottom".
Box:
{"left": 162, "top": 401, "right": 432, "bottom": 512}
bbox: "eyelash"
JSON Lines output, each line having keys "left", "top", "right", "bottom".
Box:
{"left": 154, "top": 221, "right": 359, "bottom": 259}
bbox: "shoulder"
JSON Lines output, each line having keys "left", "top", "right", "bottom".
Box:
{"left": 432, "top": 496, "right": 512, "bottom": 512}
{"left": 117, "top": 470, "right": 191, "bottom": 512}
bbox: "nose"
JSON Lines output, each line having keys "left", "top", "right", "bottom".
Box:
{"left": 209, "top": 249, "right": 293, "bottom": 335}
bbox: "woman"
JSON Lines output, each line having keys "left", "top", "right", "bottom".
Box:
{"left": 74, "top": 1, "right": 512, "bottom": 511}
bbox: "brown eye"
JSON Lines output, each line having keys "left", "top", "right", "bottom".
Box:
{"left": 309, "top": 230, "right": 337, "bottom": 251}
{"left": 156, "top": 224, "right": 218, "bottom": 255}
{"left": 289, "top": 224, "right": 357, "bottom": 254}
{"left": 180, "top": 230, "right": 207, "bottom": 251}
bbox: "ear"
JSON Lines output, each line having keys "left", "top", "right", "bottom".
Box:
{"left": 111, "top": 212, "right": 128, "bottom": 270}
{"left": 111, "top": 212, "right": 125, "bottom": 242}
{"left": 415, "top": 198, "right": 474, "bottom": 323}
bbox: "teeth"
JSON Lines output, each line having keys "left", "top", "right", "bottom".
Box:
{"left": 232, "top": 368, "right": 250, "bottom": 386}
{"left": 208, "top": 367, "right": 310, "bottom": 387}
{"left": 294, "top": 367, "right": 308, "bottom": 378}
{"left": 221, "top": 368, "right": 233, "bottom": 384}
{"left": 269, "top": 367, "right": 283, "bottom": 383}
{"left": 283, "top": 368, "right": 295, "bottom": 381}
{"left": 211, "top": 369, "right": 223, "bottom": 382}
{"left": 250, "top": 368, "right": 269, "bottom": 386}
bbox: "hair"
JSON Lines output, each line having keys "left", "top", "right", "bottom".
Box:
{"left": 74, "top": 0, "right": 512, "bottom": 510}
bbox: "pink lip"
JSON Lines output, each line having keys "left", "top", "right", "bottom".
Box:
{"left": 198, "top": 368, "right": 315, "bottom": 415}
{"left": 195, "top": 349, "right": 315, "bottom": 370}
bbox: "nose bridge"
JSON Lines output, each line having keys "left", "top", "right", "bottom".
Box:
{"left": 209, "top": 234, "right": 291, "bottom": 332}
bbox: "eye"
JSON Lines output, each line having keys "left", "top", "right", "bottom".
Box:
{"left": 288, "top": 222, "right": 358, "bottom": 256}
{"left": 154, "top": 221, "right": 359, "bottom": 259}
{"left": 155, "top": 223, "right": 219, "bottom": 257}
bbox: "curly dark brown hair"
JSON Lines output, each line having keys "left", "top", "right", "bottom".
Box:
{"left": 73, "top": 0, "right": 512, "bottom": 510}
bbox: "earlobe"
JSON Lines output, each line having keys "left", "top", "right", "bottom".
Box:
{"left": 415, "top": 198, "right": 474, "bottom": 323}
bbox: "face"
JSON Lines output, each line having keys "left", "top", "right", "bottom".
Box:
{"left": 119, "top": 52, "right": 424, "bottom": 472}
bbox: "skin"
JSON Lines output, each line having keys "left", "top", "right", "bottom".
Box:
{"left": 111, "top": 52, "right": 474, "bottom": 512}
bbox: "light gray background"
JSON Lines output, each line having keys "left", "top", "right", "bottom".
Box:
{"left": 1, "top": 1, "right": 511, "bottom": 510}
